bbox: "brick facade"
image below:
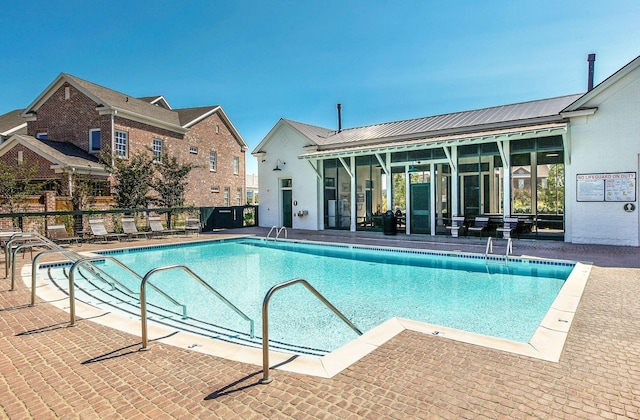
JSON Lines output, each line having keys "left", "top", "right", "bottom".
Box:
{"left": 18, "top": 78, "right": 246, "bottom": 208}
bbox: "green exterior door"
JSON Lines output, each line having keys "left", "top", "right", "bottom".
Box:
{"left": 282, "top": 189, "right": 293, "bottom": 228}
{"left": 410, "top": 183, "right": 430, "bottom": 234}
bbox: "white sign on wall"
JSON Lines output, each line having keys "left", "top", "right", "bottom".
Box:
{"left": 576, "top": 172, "right": 636, "bottom": 202}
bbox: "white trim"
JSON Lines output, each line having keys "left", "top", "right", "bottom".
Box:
{"left": 98, "top": 106, "right": 188, "bottom": 134}
{"left": 0, "top": 123, "right": 27, "bottom": 137}
{"left": 560, "top": 108, "right": 597, "bottom": 118}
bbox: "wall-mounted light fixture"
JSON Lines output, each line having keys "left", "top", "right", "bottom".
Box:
{"left": 273, "top": 159, "right": 286, "bottom": 171}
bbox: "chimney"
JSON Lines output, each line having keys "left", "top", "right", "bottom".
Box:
{"left": 337, "top": 103, "right": 342, "bottom": 133}
{"left": 587, "top": 53, "right": 596, "bottom": 91}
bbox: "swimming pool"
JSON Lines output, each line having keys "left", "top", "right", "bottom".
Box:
{"left": 40, "top": 238, "right": 575, "bottom": 356}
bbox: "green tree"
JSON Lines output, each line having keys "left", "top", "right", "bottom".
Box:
{"left": 102, "top": 152, "right": 155, "bottom": 209}
{"left": 0, "top": 160, "right": 44, "bottom": 227}
{"left": 150, "top": 152, "right": 198, "bottom": 228}
{"left": 538, "top": 164, "right": 565, "bottom": 214}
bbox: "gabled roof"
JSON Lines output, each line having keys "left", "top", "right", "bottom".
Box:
{"left": 19, "top": 74, "right": 246, "bottom": 146}
{"left": 138, "top": 95, "right": 172, "bottom": 109}
{"left": 563, "top": 54, "right": 640, "bottom": 112}
{"left": 0, "top": 109, "right": 27, "bottom": 137}
{"left": 255, "top": 94, "right": 582, "bottom": 156}
{"left": 176, "top": 106, "right": 220, "bottom": 126}
{"left": 0, "top": 135, "right": 108, "bottom": 175}
{"left": 22, "top": 73, "right": 185, "bottom": 132}
{"left": 177, "top": 105, "right": 248, "bottom": 150}
{"left": 317, "top": 94, "right": 582, "bottom": 149}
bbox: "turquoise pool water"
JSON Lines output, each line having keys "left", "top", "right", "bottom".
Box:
{"left": 43, "top": 238, "right": 574, "bottom": 354}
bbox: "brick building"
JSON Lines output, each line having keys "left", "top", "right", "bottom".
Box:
{"left": 0, "top": 73, "right": 247, "bottom": 207}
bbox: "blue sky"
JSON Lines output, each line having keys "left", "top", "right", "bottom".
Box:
{"left": 1, "top": 1, "right": 639, "bottom": 173}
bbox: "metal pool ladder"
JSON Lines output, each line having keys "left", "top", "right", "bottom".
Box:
{"left": 484, "top": 237, "right": 513, "bottom": 265}
{"left": 259, "top": 278, "right": 362, "bottom": 384}
{"left": 266, "top": 226, "right": 288, "bottom": 240}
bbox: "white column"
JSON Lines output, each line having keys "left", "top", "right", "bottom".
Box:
{"left": 451, "top": 146, "right": 459, "bottom": 216}
{"left": 502, "top": 141, "right": 511, "bottom": 216}
{"left": 430, "top": 162, "right": 436, "bottom": 236}
{"left": 350, "top": 156, "right": 356, "bottom": 232}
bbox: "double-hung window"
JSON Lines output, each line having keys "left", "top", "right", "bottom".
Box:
{"left": 223, "top": 187, "right": 230, "bottom": 206}
{"left": 233, "top": 156, "right": 239, "bottom": 175}
{"left": 236, "top": 188, "right": 242, "bottom": 205}
{"left": 153, "top": 138, "right": 163, "bottom": 162}
{"left": 89, "top": 129, "right": 101, "bottom": 153}
{"left": 209, "top": 151, "right": 217, "bottom": 171}
{"left": 115, "top": 130, "right": 128, "bottom": 158}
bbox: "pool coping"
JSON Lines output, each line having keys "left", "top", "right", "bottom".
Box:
{"left": 24, "top": 237, "right": 592, "bottom": 379}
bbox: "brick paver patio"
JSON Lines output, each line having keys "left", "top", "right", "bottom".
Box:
{"left": 1, "top": 231, "right": 639, "bottom": 418}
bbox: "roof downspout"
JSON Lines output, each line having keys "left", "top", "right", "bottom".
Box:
{"left": 111, "top": 112, "right": 115, "bottom": 166}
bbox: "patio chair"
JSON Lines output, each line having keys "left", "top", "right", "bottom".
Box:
{"left": 496, "top": 217, "right": 519, "bottom": 239}
{"left": 88, "top": 219, "right": 126, "bottom": 242}
{"left": 46, "top": 224, "right": 81, "bottom": 246}
{"left": 148, "top": 216, "right": 180, "bottom": 237}
{"left": 446, "top": 216, "right": 466, "bottom": 238}
{"left": 468, "top": 216, "right": 489, "bottom": 237}
{"left": 121, "top": 217, "right": 149, "bottom": 240}
{"left": 184, "top": 216, "right": 201, "bottom": 236}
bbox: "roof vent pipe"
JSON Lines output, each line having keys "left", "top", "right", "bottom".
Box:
{"left": 587, "top": 53, "right": 596, "bottom": 91}
{"left": 337, "top": 103, "right": 342, "bottom": 133}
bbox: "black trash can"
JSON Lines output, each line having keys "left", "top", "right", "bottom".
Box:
{"left": 382, "top": 210, "right": 397, "bottom": 235}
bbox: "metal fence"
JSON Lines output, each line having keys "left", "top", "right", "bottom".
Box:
{"left": 0, "top": 205, "right": 259, "bottom": 237}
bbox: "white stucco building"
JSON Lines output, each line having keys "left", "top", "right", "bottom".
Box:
{"left": 253, "top": 54, "right": 640, "bottom": 246}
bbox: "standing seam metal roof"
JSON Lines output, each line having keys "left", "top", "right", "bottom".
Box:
{"left": 286, "top": 94, "right": 583, "bottom": 148}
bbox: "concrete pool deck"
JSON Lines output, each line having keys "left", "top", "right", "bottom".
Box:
{"left": 2, "top": 228, "right": 640, "bottom": 418}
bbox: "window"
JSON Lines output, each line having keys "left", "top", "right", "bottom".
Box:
{"left": 236, "top": 188, "right": 242, "bottom": 205}
{"left": 37, "top": 132, "right": 48, "bottom": 140}
{"left": 209, "top": 151, "right": 217, "bottom": 171}
{"left": 189, "top": 146, "right": 198, "bottom": 154}
{"left": 211, "top": 185, "right": 220, "bottom": 193}
{"left": 153, "top": 138, "right": 163, "bottom": 162}
{"left": 115, "top": 130, "right": 128, "bottom": 157}
{"left": 233, "top": 156, "right": 239, "bottom": 175}
{"left": 223, "top": 187, "right": 230, "bottom": 206}
{"left": 89, "top": 129, "right": 101, "bottom": 153}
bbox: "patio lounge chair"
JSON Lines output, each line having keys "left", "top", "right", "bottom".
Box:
{"left": 148, "top": 216, "right": 180, "bottom": 237}
{"left": 88, "top": 219, "right": 126, "bottom": 242}
{"left": 184, "top": 216, "right": 201, "bottom": 236}
{"left": 446, "top": 216, "right": 466, "bottom": 238}
{"left": 121, "top": 217, "right": 149, "bottom": 240}
{"left": 46, "top": 224, "right": 81, "bottom": 246}
{"left": 468, "top": 216, "right": 489, "bottom": 237}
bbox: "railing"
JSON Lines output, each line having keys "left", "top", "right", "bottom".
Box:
{"left": 139, "top": 264, "right": 255, "bottom": 350}
{"left": 484, "top": 237, "right": 513, "bottom": 266}
{"left": 5, "top": 232, "right": 56, "bottom": 278}
{"left": 67, "top": 256, "right": 186, "bottom": 327}
{"left": 266, "top": 226, "right": 288, "bottom": 241}
{"left": 6, "top": 232, "right": 60, "bottom": 287}
{"left": 259, "top": 278, "right": 362, "bottom": 384}
{"left": 484, "top": 237, "right": 493, "bottom": 257}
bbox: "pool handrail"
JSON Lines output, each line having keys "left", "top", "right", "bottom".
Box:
{"left": 11, "top": 241, "right": 51, "bottom": 290}
{"left": 5, "top": 232, "right": 58, "bottom": 278}
{"left": 139, "top": 264, "right": 255, "bottom": 350}
{"left": 31, "top": 248, "right": 84, "bottom": 306}
{"left": 266, "top": 226, "right": 288, "bottom": 241}
{"left": 68, "top": 256, "right": 186, "bottom": 327}
{"left": 259, "top": 277, "right": 363, "bottom": 384}
{"left": 484, "top": 237, "right": 513, "bottom": 266}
